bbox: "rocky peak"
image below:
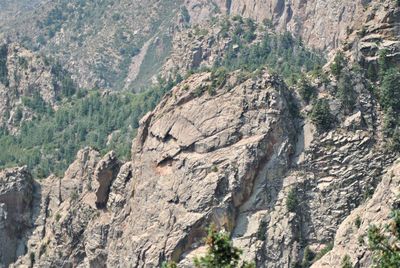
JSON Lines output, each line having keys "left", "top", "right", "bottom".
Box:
{"left": 93, "top": 151, "right": 122, "bottom": 209}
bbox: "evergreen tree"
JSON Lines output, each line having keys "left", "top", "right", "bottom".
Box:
{"left": 380, "top": 68, "right": 400, "bottom": 113}
{"left": 330, "top": 52, "right": 346, "bottom": 78}
{"left": 337, "top": 73, "right": 356, "bottom": 114}
{"left": 194, "top": 226, "right": 255, "bottom": 268}
{"left": 310, "top": 98, "right": 334, "bottom": 132}
{"left": 367, "top": 209, "right": 400, "bottom": 267}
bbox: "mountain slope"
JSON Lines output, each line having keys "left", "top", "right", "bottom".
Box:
{"left": 0, "top": 0, "right": 399, "bottom": 267}
{"left": 1, "top": 0, "right": 397, "bottom": 91}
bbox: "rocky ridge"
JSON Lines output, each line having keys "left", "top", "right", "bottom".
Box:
{"left": 0, "top": 0, "right": 399, "bottom": 267}
{"left": 1, "top": 66, "right": 398, "bottom": 267}
{"left": 0, "top": 42, "right": 73, "bottom": 133}
{"left": 2, "top": 1, "right": 398, "bottom": 90}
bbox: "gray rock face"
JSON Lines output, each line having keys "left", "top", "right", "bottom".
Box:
{"left": 0, "top": 167, "right": 33, "bottom": 267}
{"left": 93, "top": 151, "right": 122, "bottom": 209}
{"left": 105, "top": 71, "right": 297, "bottom": 267}
{"left": 226, "top": 0, "right": 398, "bottom": 51}
{"left": 0, "top": 43, "right": 67, "bottom": 133}
{"left": 8, "top": 148, "right": 132, "bottom": 268}
{"left": 313, "top": 158, "right": 400, "bottom": 267}
{"left": 3, "top": 65, "right": 400, "bottom": 267}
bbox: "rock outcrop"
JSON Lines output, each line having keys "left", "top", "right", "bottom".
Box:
{"left": 4, "top": 64, "right": 399, "bottom": 267}
{"left": 9, "top": 147, "right": 128, "bottom": 268}
{"left": 313, "top": 158, "right": 400, "bottom": 267}
{"left": 0, "top": 167, "right": 33, "bottom": 267}
{"left": 0, "top": 42, "right": 74, "bottom": 132}
{"left": 107, "top": 71, "right": 297, "bottom": 266}
{"left": 0, "top": 1, "right": 398, "bottom": 267}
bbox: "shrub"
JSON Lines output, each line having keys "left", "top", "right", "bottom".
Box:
{"left": 194, "top": 85, "right": 205, "bottom": 97}
{"left": 337, "top": 73, "right": 356, "bottom": 114}
{"left": 301, "top": 246, "right": 315, "bottom": 268}
{"left": 310, "top": 98, "right": 334, "bottom": 132}
{"left": 30, "top": 252, "right": 35, "bottom": 264}
{"left": 161, "top": 261, "right": 177, "bottom": 268}
{"left": 286, "top": 187, "right": 298, "bottom": 212}
{"left": 367, "top": 209, "right": 400, "bottom": 267}
{"left": 55, "top": 212, "right": 61, "bottom": 222}
{"left": 298, "top": 76, "right": 316, "bottom": 104}
{"left": 313, "top": 243, "right": 333, "bottom": 262}
{"left": 194, "top": 226, "right": 255, "bottom": 268}
{"left": 0, "top": 44, "right": 8, "bottom": 86}
{"left": 355, "top": 215, "right": 361, "bottom": 229}
{"left": 70, "top": 190, "right": 79, "bottom": 201}
{"left": 330, "top": 52, "right": 346, "bottom": 78}
{"left": 378, "top": 49, "right": 391, "bottom": 78}
{"left": 257, "top": 220, "right": 267, "bottom": 241}
{"left": 341, "top": 255, "right": 353, "bottom": 268}
{"left": 380, "top": 68, "right": 400, "bottom": 113}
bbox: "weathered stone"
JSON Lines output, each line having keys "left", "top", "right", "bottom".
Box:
{"left": 0, "top": 167, "right": 33, "bottom": 267}
{"left": 93, "top": 151, "right": 122, "bottom": 209}
{"left": 313, "top": 158, "right": 400, "bottom": 267}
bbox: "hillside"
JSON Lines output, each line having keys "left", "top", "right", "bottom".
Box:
{"left": 0, "top": 0, "right": 399, "bottom": 268}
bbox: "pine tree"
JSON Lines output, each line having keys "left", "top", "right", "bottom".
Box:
{"left": 367, "top": 209, "right": 400, "bottom": 267}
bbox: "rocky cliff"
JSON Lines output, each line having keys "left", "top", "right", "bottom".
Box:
{"left": 0, "top": 167, "right": 33, "bottom": 267}
{"left": 2, "top": 66, "right": 398, "bottom": 267}
{"left": 313, "top": 158, "right": 400, "bottom": 267}
{"left": 0, "top": 0, "right": 399, "bottom": 267}
{"left": 2, "top": 0, "right": 398, "bottom": 90}
{"left": 0, "top": 42, "right": 76, "bottom": 133}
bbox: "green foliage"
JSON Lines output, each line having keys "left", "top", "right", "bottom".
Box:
{"left": 193, "top": 227, "right": 255, "bottom": 268}
{"left": 367, "top": 64, "right": 378, "bottom": 81}
{"left": 22, "top": 91, "right": 51, "bottom": 114}
{"left": 379, "top": 68, "right": 400, "bottom": 151}
{"left": 367, "top": 209, "right": 400, "bottom": 267}
{"left": 0, "top": 44, "right": 8, "bottom": 86}
{"left": 298, "top": 76, "right": 316, "bottom": 104}
{"left": 51, "top": 61, "right": 77, "bottom": 98}
{"left": 301, "top": 246, "right": 315, "bottom": 268}
{"left": 337, "top": 73, "right": 356, "bottom": 114}
{"left": 55, "top": 213, "right": 61, "bottom": 222}
{"left": 70, "top": 190, "right": 79, "bottom": 201}
{"left": 286, "top": 187, "right": 298, "bottom": 212}
{"left": 313, "top": 243, "right": 333, "bottom": 262}
{"left": 257, "top": 221, "right": 267, "bottom": 241}
{"left": 378, "top": 49, "right": 391, "bottom": 79}
{"left": 310, "top": 98, "right": 334, "bottom": 132}
{"left": 193, "top": 25, "right": 209, "bottom": 36}
{"left": 341, "top": 255, "right": 353, "bottom": 268}
{"left": 380, "top": 68, "right": 400, "bottom": 113}
{"left": 216, "top": 31, "right": 325, "bottom": 83}
{"left": 355, "top": 215, "right": 362, "bottom": 229}
{"left": 0, "top": 79, "right": 176, "bottom": 178}
{"left": 161, "top": 261, "right": 178, "bottom": 268}
{"left": 29, "top": 252, "right": 35, "bottom": 265}
{"left": 220, "top": 19, "right": 231, "bottom": 37}
{"left": 112, "top": 13, "right": 121, "bottom": 21}
{"left": 210, "top": 67, "right": 227, "bottom": 90}
{"left": 330, "top": 52, "right": 346, "bottom": 78}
